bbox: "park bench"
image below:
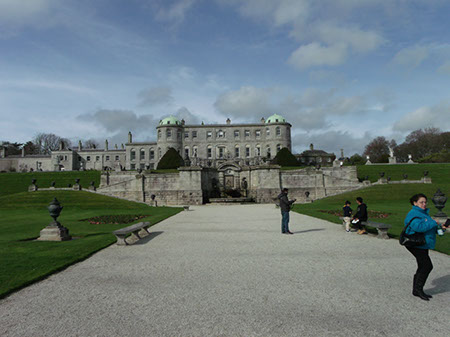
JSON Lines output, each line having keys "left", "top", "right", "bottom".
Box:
{"left": 113, "top": 221, "right": 150, "bottom": 245}
{"left": 361, "top": 221, "right": 391, "bottom": 240}
{"left": 339, "top": 217, "right": 391, "bottom": 239}
{"left": 183, "top": 205, "right": 190, "bottom": 211}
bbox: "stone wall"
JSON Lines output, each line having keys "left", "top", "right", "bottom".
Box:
{"left": 0, "top": 155, "right": 53, "bottom": 172}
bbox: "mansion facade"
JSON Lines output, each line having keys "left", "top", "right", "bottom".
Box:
{"left": 0, "top": 114, "right": 292, "bottom": 172}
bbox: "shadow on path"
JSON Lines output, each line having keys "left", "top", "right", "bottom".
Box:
{"left": 134, "top": 231, "right": 163, "bottom": 245}
{"left": 292, "top": 228, "right": 325, "bottom": 234}
{"left": 427, "top": 274, "right": 450, "bottom": 295}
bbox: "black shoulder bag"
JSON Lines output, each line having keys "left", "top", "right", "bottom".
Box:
{"left": 399, "top": 217, "right": 426, "bottom": 247}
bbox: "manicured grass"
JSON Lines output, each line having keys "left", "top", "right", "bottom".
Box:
{"left": 292, "top": 182, "right": 450, "bottom": 255}
{"left": 356, "top": 163, "right": 450, "bottom": 185}
{"left": 0, "top": 171, "right": 101, "bottom": 197}
{"left": 0, "top": 190, "right": 182, "bottom": 299}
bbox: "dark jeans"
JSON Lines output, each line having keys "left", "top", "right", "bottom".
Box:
{"left": 281, "top": 211, "right": 290, "bottom": 233}
{"left": 406, "top": 246, "right": 433, "bottom": 280}
{"left": 353, "top": 219, "right": 365, "bottom": 230}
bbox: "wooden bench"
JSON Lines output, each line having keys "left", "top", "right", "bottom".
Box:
{"left": 361, "top": 221, "right": 391, "bottom": 240}
{"left": 113, "top": 221, "right": 150, "bottom": 245}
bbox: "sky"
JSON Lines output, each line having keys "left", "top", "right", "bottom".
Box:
{"left": 1, "top": 0, "right": 450, "bottom": 156}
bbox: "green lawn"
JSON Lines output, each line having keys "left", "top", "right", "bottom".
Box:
{"left": 0, "top": 171, "right": 101, "bottom": 197}
{"left": 0, "top": 190, "right": 182, "bottom": 299}
{"left": 292, "top": 163, "right": 450, "bottom": 255}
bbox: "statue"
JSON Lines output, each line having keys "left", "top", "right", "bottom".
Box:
{"left": 389, "top": 147, "right": 394, "bottom": 158}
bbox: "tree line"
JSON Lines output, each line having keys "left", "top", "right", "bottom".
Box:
{"left": 353, "top": 128, "right": 449, "bottom": 164}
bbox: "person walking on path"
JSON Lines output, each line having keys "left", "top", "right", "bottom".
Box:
{"left": 343, "top": 200, "right": 352, "bottom": 233}
{"left": 352, "top": 197, "right": 368, "bottom": 234}
{"left": 404, "top": 193, "right": 448, "bottom": 301}
{"left": 278, "top": 188, "right": 296, "bottom": 234}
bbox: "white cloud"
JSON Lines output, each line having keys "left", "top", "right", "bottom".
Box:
{"left": 392, "top": 45, "right": 429, "bottom": 69}
{"left": 288, "top": 43, "right": 347, "bottom": 69}
{"left": 156, "top": 0, "right": 197, "bottom": 26}
{"left": 314, "top": 22, "right": 384, "bottom": 53}
{"left": 438, "top": 60, "right": 450, "bottom": 74}
{"left": 214, "top": 86, "right": 273, "bottom": 119}
{"left": 137, "top": 86, "right": 174, "bottom": 107}
{"left": 0, "top": 0, "right": 54, "bottom": 24}
{"left": 0, "top": 79, "right": 96, "bottom": 95}
{"left": 174, "top": 106, "right": 201, "bottom": 125}
{"left": 393, "top": 103, "right": 450, "bottom": 132}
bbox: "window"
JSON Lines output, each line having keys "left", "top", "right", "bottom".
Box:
{"left": 140, "top": 163, "right": 145, "bottom": 169}
{"left": 184, "top": 132, "right": 189, "bottom": 139}
{"left": 218, "top": 130, "right": 224, "bottom": 138}
{"left": 130, "top": 163, "right": 136, "bottom": 170}
{"left": 192, "top": 131, "right": 197, "bottom": 138}
{"left": 255, "top": 146, "right": 261, "bottom": 156}
{"left": 78, "top": 156, "right": 81, "bottom": 161}
{"left": 193, "top": 146, "right": 198, "bottom": 157}
{"left": 277, "top": 144, "right": 282, "bottom": 152}
{"left": 266, "top": 128, "right": 270, "bottom": 136}
{"left": 149, "top": 149, "right": 154, "bottom": 160}
{"left": 115, "top": 155, "right": 119, "bottom": 161}
{"left": 96, "top": 156, "right": 100, "bottom": 161}
{"left": 106, "top": 156, "right": 110, "bottom": 161}
{"left": 158, "top": 130, "right": 161, "bottom": 139}
{"left": 218, "top": 147, "right": 225, "bottom": 158}
{"left": 207, "top": 131, "right": 212, "bottom": 138}
{"left": 166, "top": 129, "right": 172, "bottom": 138}
{"left": 158, "top": 148, "right": 161, "bottom": 158}
{"left": 148, "top": 163, "right": 154, "bottom": 169}
{"left": 86, "top": 156, "right": 91, "bottom": 161}
{"left": 318, "top": 157, "right": 323, "bottom": 163}
{"left": 246, "top": 146, "right": 250, "bottom": 157}
{"left": 276, "top": 127, "right": 281, "bottom": 136}
{"left": 177, "top": 131, "right": 181, "bottom": 139}
{"left": 64, "top": 155, "right": 68, "bottom": 161}
{"left": 235, "top": 146, "right": 240, "bottom": 158}
{"left": 207, "top": 146, "right": 212, "bottom": 158}
{"left": 234, "top": 130, "right": 239, "bottom": 138}
{"left": 266, "top": 146, "right": 271, "bottom": 158}
{"left": 184, "top": 147, "right": 189, "bottom": 159}
{"left": 245, "top": 130, "right": 250, "bottom": 137}
{"left": 130, "top": 149, "right": 136, "bottom": 161}
{"left": 140, "top": 149, "right": 145, "bottom": 160}
{"left": 255, "top": 130, "right": 261, "bottom": 138}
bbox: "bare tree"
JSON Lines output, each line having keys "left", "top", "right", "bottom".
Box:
{"left": 33, "top": 133, "right": 71, "bottom": 154}
{"left": 84, "top": 139, "right": 100, "bottom": 149}
{"left": 363, "top": 136, "right": 390, "bottom": 163}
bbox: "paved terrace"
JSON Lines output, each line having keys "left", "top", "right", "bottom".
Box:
{"left": 1, "top": 204, "right": 449, "bottom": 337}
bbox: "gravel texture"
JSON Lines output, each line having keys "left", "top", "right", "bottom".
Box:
{"left": 1, "top": 204, "right": 449, "bottom": 337}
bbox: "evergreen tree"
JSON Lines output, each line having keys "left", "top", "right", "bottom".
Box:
{"left": 273, "top": 147, "right": 299, "bottom": 167}
{"left": 156, "top": 147, "right": 184, "bottom": 169}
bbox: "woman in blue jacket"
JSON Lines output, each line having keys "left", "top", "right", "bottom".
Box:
{"left": 404, "top": 193, "right": 447, "bottom": 301}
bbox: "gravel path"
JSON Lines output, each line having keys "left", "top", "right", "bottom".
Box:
{"left": 1, "top": 204, "right": 449, "bottom": 337}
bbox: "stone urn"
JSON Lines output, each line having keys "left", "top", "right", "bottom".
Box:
{"left": 379, "top": 172, "right": 385, "bottom": 178}
{"left": 403, "top": 173, "right": 408, "bottom": 179}
{"left": 48, "top": 197, "right": 63, "bottom": 223}
{"left": 432, "top": 189, "right": 447, "bottom": 218}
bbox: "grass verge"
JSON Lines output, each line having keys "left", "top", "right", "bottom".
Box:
{"left": 0, "top": 190, "right": 182, "bottom": 299}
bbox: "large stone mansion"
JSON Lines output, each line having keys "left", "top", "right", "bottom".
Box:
{"left": 1, "top": 114, "right": 299, "bottom": 172}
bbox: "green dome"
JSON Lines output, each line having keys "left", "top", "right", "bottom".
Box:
{"left": 159, "top": 116, "right": 181, "bottom": 126}
{"left": 266, "top": 114, "right": 286, "bottom": 123}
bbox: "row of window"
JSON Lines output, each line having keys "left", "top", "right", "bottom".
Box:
{"left": 83, "top": 155, "right": 122, "bottom": 162}
{"left": 184, "top": 144, "right": 283, "bottom": 159}
{"left": 158, "top": 127, "right": 283, "bottom": 140}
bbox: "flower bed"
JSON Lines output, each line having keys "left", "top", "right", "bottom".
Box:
{"left": 79, "top": 214, "right": 151, "bottom": 224}
{"left": 318, "top": 210, "right": 390, "bottom": 219}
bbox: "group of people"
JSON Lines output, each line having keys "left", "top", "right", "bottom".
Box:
{"left": 277, "top": 188, "right": 448, "bottom": 301}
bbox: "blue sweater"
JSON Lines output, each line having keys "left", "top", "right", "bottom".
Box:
{"left": 404, "top": 206, "right": 438, "bottom": 249}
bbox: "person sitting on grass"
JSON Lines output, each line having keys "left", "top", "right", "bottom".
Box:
{"left": 352, "top": 197, "right": 368, "bottom": 234}
{"left": 342, "top": 200, "right": 352, "bottom": 233}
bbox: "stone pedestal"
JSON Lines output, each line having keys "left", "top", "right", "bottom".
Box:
{"left": 423, "top": 177, "right": 432, "bottom": 184}
{"left": 432, "top": 216, "right": 448, "bottom": 226}
{"left": 38, "top": 222, "right": 71, "bottom": 241}
{"left": 365, "top": 160, "right": 372, "bottom": 165}
{"left": 88, "top": 185, "right": 96, "bottom": 191}
{"left": 28, "top": 184, "right": 38, "bottom": 192}
{"left": 377, "top": 178, "right": 388, "bottom": 184}
{"left": 388, "top": 157, "right": 397, "bottom": 164}
{"left": 73, "top": 184, "right": 81, "bottom": 191}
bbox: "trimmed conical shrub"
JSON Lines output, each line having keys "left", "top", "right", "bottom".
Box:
{"left": 273, "top": 147, "right": 299, "bottom": 167}
{"left": 156, "top": 147, "right": 184, "bottom": 169}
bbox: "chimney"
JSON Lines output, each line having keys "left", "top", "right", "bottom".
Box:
{"left": 78, "top": 140, "right": 82, "bottom": 150}
{"left": 310, "top": 143, "right": 314, "bottom": 151}
{"left": 340, "top": 149, "right": 344, "bottom": 158}
{"left": 121, "top": 143, "right": 124, "bottom": 149}
{"left": 115, "top": 144, "right": 118, "bottom": 149}
{"left": 128, "top": 131, "right": 132, "bottom": 143}
{"left": 105, "top": 139, "right": 109, "bottom": 151}
{"left": 260, "top": 117, "right": 265, "bottom": 123}
{"left": 226, "top": 118, "right": 231, "bottom": 125}
{"left": 59, "top": 141, "right": 64, "bottom": 151}
{"left": 21, "top": 147, "right": 25, "bottom": 157}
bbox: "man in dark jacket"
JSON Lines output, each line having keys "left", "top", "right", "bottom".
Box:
{"left": 278, "top": 188, "right": 296, "bottom": 234}
{"left": 352, "top": 197, "right": 368, "bottom": 234}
